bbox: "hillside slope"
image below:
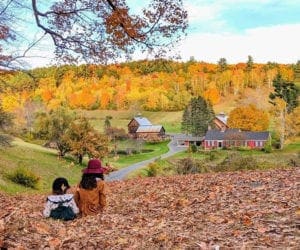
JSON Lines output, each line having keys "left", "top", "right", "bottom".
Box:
{"left": 1, "top": 168, "right": 299, "bottom": 249}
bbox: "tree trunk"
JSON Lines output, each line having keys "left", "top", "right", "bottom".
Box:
{"left": 279, "top": 108, "right": 286, "bottom": 150}
{"left": 78, "top": 154, "right": 83, "bottom": 164}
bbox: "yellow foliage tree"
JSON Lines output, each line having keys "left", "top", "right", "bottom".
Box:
{"left": 285, "top": 106, "right": 300, "bottom": 139}
{"left": 228, "top": 104, "right": 269, "bottom": 131}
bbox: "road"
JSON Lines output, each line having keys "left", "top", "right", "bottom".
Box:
{"left": 106, "top": 138, "right": 186, "bottom": 181}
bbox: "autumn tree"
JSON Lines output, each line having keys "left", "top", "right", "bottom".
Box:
{"left": 181, "top": 96, "right": 215, "bottom": 136}
{"left": 285, "top": 106, "right": 300, "bottom": 139}
{"left": 1, "top": 0, "right": 188, "bottom": 69}
{"left": 227, "top": 104, "right": 269, "bottom": 131}
{"left": 63, "top": 117, "right": 109, "bottom": 164}
{"left": 34, "top": 107, "right": 76, "bottom": 157}
{"left": 203, "top": 87, "right": 220, "bottom": 105}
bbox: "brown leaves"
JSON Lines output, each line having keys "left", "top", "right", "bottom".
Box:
{"left": 1, "top": 168, "right": 299, "bottom": 248}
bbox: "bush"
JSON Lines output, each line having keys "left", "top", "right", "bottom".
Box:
{"left": 7, "top": 167, "right": 40, "bottom": 189}
{"left": 190, "top": 144, "right": 197, "bottom": 153}
{"left": 175, "top": 157, "right": 210, "bottom": 175}
{"left": 143, "top": 162, "right": 158, "bottom": 177}
{"left": 214, "top": 152, "right": 259, "bottom": 172}
{"left": 263, "top": 143, "right": 272, "bottom": 153}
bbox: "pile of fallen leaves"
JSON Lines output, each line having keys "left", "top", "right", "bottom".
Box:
{"left": 1, "top": 168, "right": 299, "bottom": 249}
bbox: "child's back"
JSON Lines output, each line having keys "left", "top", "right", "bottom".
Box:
{"left": 74, "top": 175, "right": 107, "bottom": 216}
{"left": 43, "top": 177, "right": 79, "bottom": 221}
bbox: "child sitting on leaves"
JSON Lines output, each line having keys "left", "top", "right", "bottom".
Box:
{"left": 74, "top": 158, "right": 107, "bottom": 216}
{"left": 43, "top": 177, "right": 79, "bottom": 221}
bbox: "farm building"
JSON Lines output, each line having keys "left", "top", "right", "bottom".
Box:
{"left": 203, "top": 129, "right": 271, "bottom": 150}
{"left": 214, "top": 112, "right": 229, "bottom": 131}
{"left": 128, "top": 116, "right": 166, "bottom": 141}
{"left": 173, "top": 134, "right": 204, "bottom": 147}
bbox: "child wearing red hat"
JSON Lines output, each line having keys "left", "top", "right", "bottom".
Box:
{"left": 74, "top": 158, "right": 107, "bottom": 216}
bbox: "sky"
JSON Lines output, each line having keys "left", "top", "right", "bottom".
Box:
{"left": 11, "top": 0, "right": 300, "bottom": 68}
{"left": 178, "top": 0, "right": 300, "bottom": 64}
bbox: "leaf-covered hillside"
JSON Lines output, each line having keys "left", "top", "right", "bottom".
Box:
{"left": 1, "top": 168, "right": 299, "bottom": 249}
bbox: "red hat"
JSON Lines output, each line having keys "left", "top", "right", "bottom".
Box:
{"left": 83, "top": 159, "right": 104, "bottom": 174}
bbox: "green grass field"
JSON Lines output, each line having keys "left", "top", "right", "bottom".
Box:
{"left": 0, "top": 138, "right": 170, "bottom": 194}
{"left": 0, "top": 142, "right": 83, "bottom": 194}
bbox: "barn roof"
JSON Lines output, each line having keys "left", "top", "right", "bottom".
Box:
{"left": 205, "top": 129, "right": 270, "bottom": 140}
{"left": 136, "top": 125, "right": 164, "bottom": 133}
{"left": 215, "top": 112, "right": 228, "bottom": 125}
{"left": 133, "top": 117, "right": 152, "bottom": 126}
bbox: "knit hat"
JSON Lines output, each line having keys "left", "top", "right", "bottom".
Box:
{"left": 83, "top": 159, "right": 104, "bottom": 174}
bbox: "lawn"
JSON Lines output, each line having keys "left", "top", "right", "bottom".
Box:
{"left": 0, "top": 138, "right": 170, "bottom": 194}
{"left": 0, "top": 143, "right": 83, "bottom": 194}
{"left": 105, "top": 140, "right": 170, "bottom": 168}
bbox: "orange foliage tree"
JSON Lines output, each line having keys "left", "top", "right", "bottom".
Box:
{"left": 227, "top": 104, "right": 269, "bottom": 131}
{"left": 203, "top": 87, "right": 220, "bottom": 105}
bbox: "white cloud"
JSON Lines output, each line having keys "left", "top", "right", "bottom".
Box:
{"left": 178, "top": 24, "right": 300, "bottom": 63}
{"left": 184, "top": 3, "right": 221, "bottom": 23}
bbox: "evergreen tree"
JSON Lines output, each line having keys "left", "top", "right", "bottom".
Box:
{"left": 294, "top": 62, "right": 300, "bottom": 86}
{"left": 182, "top": 97, "right": 215, "bottom": 136}
{"left": 269, "top": 73, "right": 299, "bottom": 113}
{"left": 218, "top": 58, "right": 228, "bottom": 72}
{"left": 104, "top": 115, "right": 112, "bottom": 132}
{"left": 181, "top": 106, "right": 191, "bottom": 134}
{"left": 0, "top": 106, "right": 13, "bottom": 146}
{"left": 269, "top": 73, "right": 299, "bottom": 149}
{"left": 246, "top": 55, "right": 254, "bottom": 71}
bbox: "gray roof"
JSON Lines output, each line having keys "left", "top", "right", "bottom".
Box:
{"left": 136, "top": 125, "right": 164, "bottom": 133}
{"left": 133, "top": 117, "right": 152, "bottom": 126}
{"left": 174, "top": 134, "right": 204, "bottom": 141}
{"left": 205, "top": 129, "right": 270, "bottom": 141}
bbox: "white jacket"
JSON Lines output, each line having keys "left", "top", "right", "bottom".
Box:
{"left": 43, "top": 193, "right": 79, "bottom": 217}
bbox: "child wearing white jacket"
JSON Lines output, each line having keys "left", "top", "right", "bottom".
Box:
{"left": 43, "top": 177, "right": 79, "bottom": 221}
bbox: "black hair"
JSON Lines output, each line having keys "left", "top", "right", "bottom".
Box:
{"left": 84, "top": 173, "right": 104, "bottom": 180}
{"left": 80, "top": 174, "right": 97, "bottom": 190}
{"left": 52, "top": 177, "right": 70, "bottom": 195}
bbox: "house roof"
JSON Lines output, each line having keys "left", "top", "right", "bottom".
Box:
{"left": 136, "top": 125, "right": 164, "bottom": 133}
{"left": 133, "top": 117, "right": 152, "bottom": 126}
{"left": 174, "top": 134, "right": 204, "bottom": 141}
{"left": 205, "top": 129, "right": 270, "bottom": 141}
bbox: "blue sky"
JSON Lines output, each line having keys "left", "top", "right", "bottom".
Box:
{"left": 177, "top": 0, "right": 300, "bottom": 64}
{"left": 17, "top": 0, "right": 300, "bottom": 68}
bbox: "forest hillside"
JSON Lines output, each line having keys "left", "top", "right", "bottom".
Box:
{"left": 1, "top": 168, "right": 299, "bottom": 249}
{"left": 0, "top": 60, "right": 298, "bottom": 115}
